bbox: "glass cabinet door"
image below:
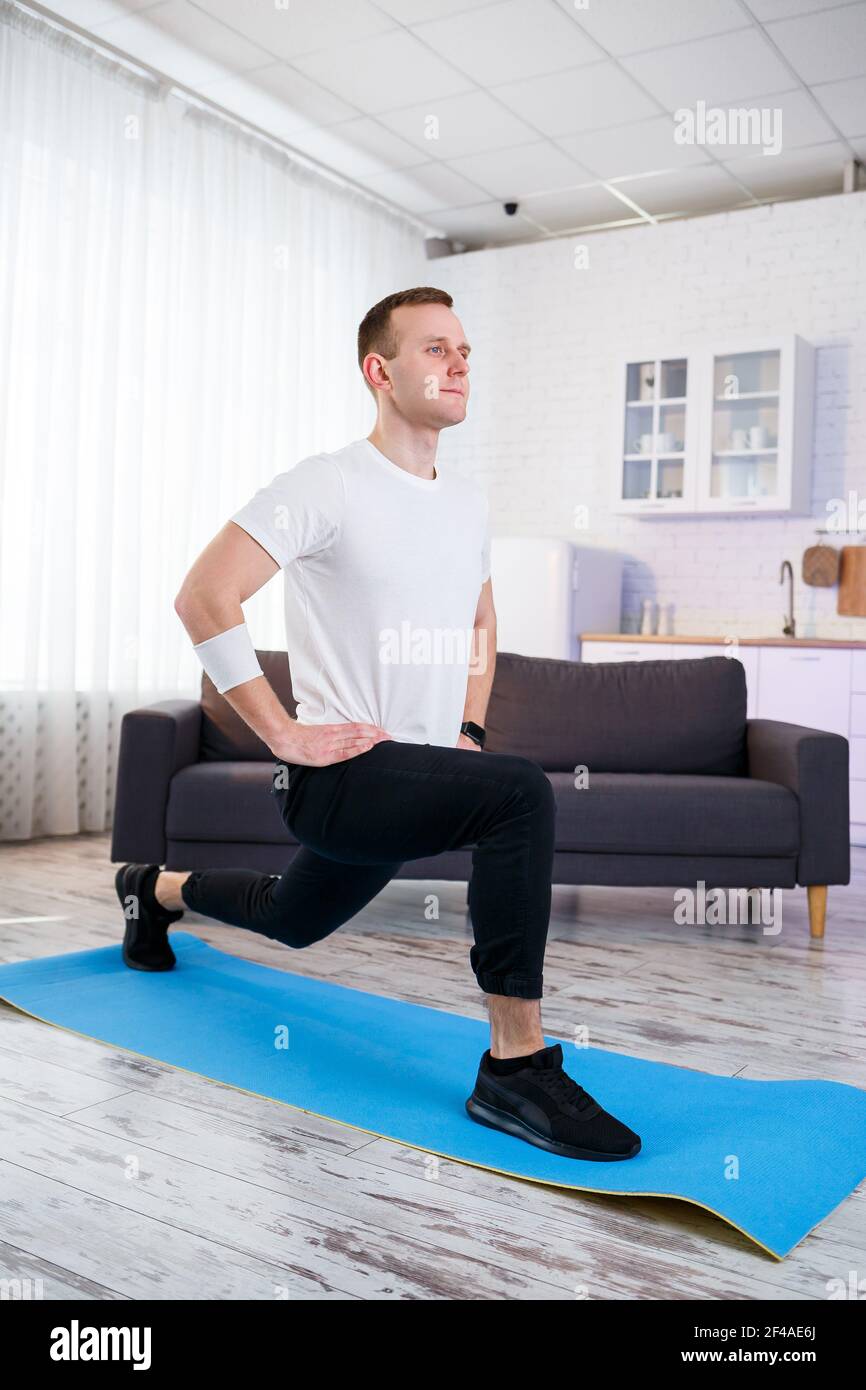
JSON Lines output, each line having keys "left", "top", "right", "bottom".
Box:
{"left": 621, "top": 357, "right": 687, "bottom": 502}
{"left": 710, "top": 349, "right": 780, "bottom": 501}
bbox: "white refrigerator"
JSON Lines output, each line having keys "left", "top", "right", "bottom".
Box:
{"left": 488, "top": 536, "right": 622, "bottom": 662}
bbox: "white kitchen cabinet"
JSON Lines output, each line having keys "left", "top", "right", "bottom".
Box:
{"left": 849, "top": 694, "right": 866, "bottom": 736}
{"left": 580, "top": 641, "right": 673, "bottom": 662}
{"left": 756, "top": 648, "right": 851, "bottom": 739}
{"left": 613, "top": 336, "right": 814, "bottom": 517}
{"left": 695, "top": 337, "right": 814, "bottom": 516}
{"left": 612, "top": 351, "right": 698, "bottom": 515}
{"left": 850, "top": 691, "right": 866, "bottom": 847}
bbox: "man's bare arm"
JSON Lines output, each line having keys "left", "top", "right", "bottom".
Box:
{"left": 174, "top": 522, "right": 388, "bottom": 764}
{"left": 460, "top": 577, "right": 497, "bottom": 741}
{"left": 174, "top": 522, "right": 296, "bottom": 750}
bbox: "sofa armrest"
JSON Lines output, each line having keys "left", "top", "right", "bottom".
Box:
{"left": 110, "top": 699, "right": 202, "bottom": 865}
{"left": 746, "top": 719, "right": 850, "bottom": 886}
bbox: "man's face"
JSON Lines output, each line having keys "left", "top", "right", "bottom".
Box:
{"left": 374, "top": 302, "right": 471, "bottom": 427}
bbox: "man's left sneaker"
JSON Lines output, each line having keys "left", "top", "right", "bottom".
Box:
{"left": 465, "top": 1042, "right": 641, "bottom": 1161}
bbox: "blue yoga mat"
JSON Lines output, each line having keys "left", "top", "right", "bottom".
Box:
{"left": 1, "top": 931, "right": 864, "bottom": 1260}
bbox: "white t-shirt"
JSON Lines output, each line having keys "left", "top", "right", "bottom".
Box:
{"left": 230, "top": 436, "right": 491, "bottom": 748}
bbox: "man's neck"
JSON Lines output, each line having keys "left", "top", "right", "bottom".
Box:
{"left": 366, "top": 424, "right": 439, "bottom": 481}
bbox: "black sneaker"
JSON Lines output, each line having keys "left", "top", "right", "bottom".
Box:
{"left": 465, "top": 1042, "right": 641, "bottom": 1161}
{"left": 115, "top": 863, "right": 183, "bottom": 971}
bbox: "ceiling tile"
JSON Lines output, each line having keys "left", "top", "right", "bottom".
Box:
{"left": 557, "top": 0, "right": 749, "bottom": 56}
{"left": 373, "top": 0, "right": 498, "bottom": 21}
{"left": 242, "top": 63, "right": 358, "bottom": 127}
{"left": 557, "top": 114, "right": 712, "bottom": 177}
{"left": 448, "top": 140, "right": 593, "bottom": 198}
{"left": 191, "top": 0, "right": 395, "bottom": 61}
{"left": 495, "top": 60, "right": 660, "bottom": 136}
{"left": 752, "top": 87, "right": 842, "bottom": 149}
{"left": 291, "top": 28, "right": 474, "bottom": 113}
{"left": 660, "top": 87, "right": 839, "bottom": 158}
{"left": 609, "top": 164, "right": 750, "bottom": 214}
{"left": 377, "top": 89, "right": 540, "bottom": 159}
{"left": 812, "top": 74, "right": 866, "bottom": 135}
{"left": 361, "top": 161, "right": 490, "bottom": 213}
{"left": 520, "top": 182, "right": 647, "bottom": 230}
{"left": 621, "top": 28, "right": 796, "bottom": 107}
{"left": 273, "top": 120, "right": 422, "bottom": 181}
{"left": 722, "top": 139, "right": 849, "bottom": 196}
{"left": 748, "top": 0, "right": 857, "bottom": 18}
{"left": 302, "top": 117, "right": 426, "bottom": 176}
{"left": 766, "top": 3, "right": 866, "bottom": 84}
{"left": 413, "top": 0, "right": 604, "bottom": 87}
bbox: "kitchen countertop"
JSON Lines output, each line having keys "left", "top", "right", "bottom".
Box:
{"left": 580, "top": 633, "right": 866, "bottom": 649}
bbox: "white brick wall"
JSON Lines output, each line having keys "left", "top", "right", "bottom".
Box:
{"left": 437, "top": 190, "right": 866, "bottom": 639}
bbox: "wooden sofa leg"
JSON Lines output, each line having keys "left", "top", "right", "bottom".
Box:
{"left": 807, "top": 885, "right": 827, "bottom": 940}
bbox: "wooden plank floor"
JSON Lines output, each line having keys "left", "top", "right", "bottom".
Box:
{"left": 0, "top": 831, "right": 863, "bottom": 1300}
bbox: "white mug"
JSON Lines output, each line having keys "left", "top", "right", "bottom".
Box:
{"left": 731, "top": 428, "right": 749, "bottom": 450}
{"left": 656, "top": 432, "right": 677, "bottom": 452}
{"left": 638, "top": 433, "right": 654, "bottom": 454}
{"left": 749, "top": 425, "right": 769, "bottom": 448}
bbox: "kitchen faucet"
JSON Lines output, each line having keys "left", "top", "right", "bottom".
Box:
{"left": 780, "top": 559, "right": 796, "bottom": 638}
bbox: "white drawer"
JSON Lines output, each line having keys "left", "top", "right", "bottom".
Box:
{"left": 852, "top": 693, "right": 866, "bottom": 738}
{"left": 669, "top": 644, "right": 725, "bottom": 657}
{"left": 580, "top": 642, "right": 672, "bottom": 662}
{"left": 756, "top": 647, "right": 852, "bottom": 738}
{"left": 852, "top": 650, "right": 866, "bottom": 693}
{"left": 852, "top": 738, "right": 866, "bottom": 780}
{"left": 850, "top": 780, "right": 866, "bottom": 824}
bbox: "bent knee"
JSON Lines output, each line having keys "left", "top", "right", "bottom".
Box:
{"left": 508, "top": 757, "right": 555, "bottom": 815}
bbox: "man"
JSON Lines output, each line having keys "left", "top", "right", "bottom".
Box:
{"left": 116, "top": 286, "right": 640, "bottom": 1162}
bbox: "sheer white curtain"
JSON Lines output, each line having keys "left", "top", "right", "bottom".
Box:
{"left": 0, "top": 1, "right": 427, "bottom": 841}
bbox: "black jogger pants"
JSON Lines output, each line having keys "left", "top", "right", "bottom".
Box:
{"left": 180, "top": 738, "right": 556, "bottom": 999}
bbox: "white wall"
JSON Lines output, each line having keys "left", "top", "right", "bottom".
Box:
{"left": 438, "top": 189, "right": 866, "bottom": 640}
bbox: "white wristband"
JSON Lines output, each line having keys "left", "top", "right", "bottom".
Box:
{"left": 192, "top": 622, "right": 264, "bottom": 694}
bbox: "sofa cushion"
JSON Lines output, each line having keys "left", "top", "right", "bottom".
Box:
{"left": 199, "top": 650, "right": 296, "bottom": 762}
{"left": 166, "top": 761, "right": 295, "bottom": 843}
{"left": 547, "top": 772, "right": 799, "bottom": 856}
{"left": 167, "top": 762, "right": 797, "bottom": 859}
{"left": 197, "top": 647, "right": 748, "bottom": 776}
{"left": 485, "top": 652, "right": 748, "bottom": 775}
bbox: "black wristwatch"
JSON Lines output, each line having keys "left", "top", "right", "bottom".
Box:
{"left": 460, "top": 720, "right": 486, "bottom": 749}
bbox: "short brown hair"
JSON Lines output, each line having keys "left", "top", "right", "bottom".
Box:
{"left": 357, "top": 287, "right": 453, "bottom": 383}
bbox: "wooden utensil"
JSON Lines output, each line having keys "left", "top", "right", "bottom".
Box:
{"left": 837, "top": 546, "right": 866, "bottom": 616}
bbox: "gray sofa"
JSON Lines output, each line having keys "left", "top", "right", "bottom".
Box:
{"left": 110, "top": 650, "right": 850, "bottom": 939}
